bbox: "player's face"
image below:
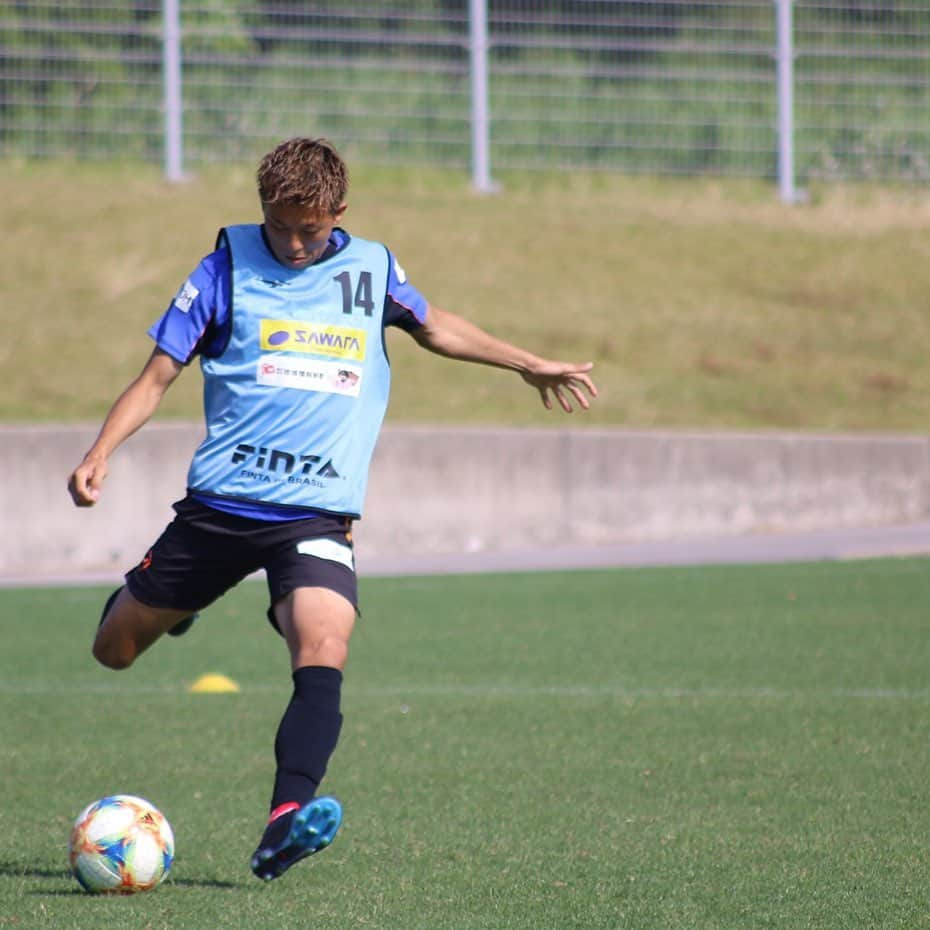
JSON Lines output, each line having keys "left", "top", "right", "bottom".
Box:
{"left": 262, "top": 201, "right": 347, "bottom": 269}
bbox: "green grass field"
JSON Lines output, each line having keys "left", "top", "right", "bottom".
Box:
{"left": 4, "top": 160, "right": 930, "bottom": 431}
{"left": 2, "top": 559, "right": 929, "bottom": 929}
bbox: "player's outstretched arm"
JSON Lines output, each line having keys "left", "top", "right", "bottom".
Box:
{"left": 67, "top": 349, "right": 184, "bottom": 507}
{"left": 410, "top": 304, "right": 597, "bottom": 413}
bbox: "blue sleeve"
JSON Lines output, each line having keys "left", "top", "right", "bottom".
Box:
{"left": 147, "top": 247, "right": 231, "bottom": 364}
{"left": 383, "top": 249, "right": 429, "bottom": 332}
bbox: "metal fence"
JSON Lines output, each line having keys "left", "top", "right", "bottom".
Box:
{"left": 2, "top": 1, "right": 928, "bottom": 198}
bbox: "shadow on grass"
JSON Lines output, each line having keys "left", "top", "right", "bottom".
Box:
{"left": 0, "top": 861, "right": 239, "bottom": 892}
{"left": 161, "top": 876, "right": 241, "bottom": 890}
{"left": 0, "top": 862, "right": 72, "bottom": 880}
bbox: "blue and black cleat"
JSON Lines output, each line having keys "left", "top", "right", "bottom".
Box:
{"left": 250, "top": 796, "right": 342, "bottom": 881}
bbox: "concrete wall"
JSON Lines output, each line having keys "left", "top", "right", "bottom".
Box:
{"left": 3, "top": 422, "right": 929, "bottom": 581}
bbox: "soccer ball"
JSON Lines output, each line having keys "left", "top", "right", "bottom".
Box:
{"left": 69, "top": 795, "right": 175, "bottom": 894}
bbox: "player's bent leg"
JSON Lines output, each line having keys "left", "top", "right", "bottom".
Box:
{"left": 274, "top": 586, "right": 357, "bottom": 671}
{"left": 98, "top": 586, "right": 198, "bottom": 638}
{"left": 93, "top": 587, "right": 197, "bottom": 670}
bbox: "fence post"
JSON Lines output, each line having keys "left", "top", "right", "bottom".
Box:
{"left": 162, "top": 0, "right": 184, "bottom": 182}
{"left": 774, "top": 0, "right": 798, "bottom": 203}
{"left": 469, "top": 0, "right": 495, "bottom": 192}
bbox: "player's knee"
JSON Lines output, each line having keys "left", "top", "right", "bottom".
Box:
{"left": 317, "top": 635, "right": 349, "bottom": 669}
{"left": 92, "top": 634, "right": 136, "bottom": 670}
{"left": 297, "top": 633, "right": 349, "bottom": 670}
{"left": 327, "top": 639, "right": 350, "bottom": 669}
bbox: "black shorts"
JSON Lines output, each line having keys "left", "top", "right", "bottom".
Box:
{"left": 125, "top": 496, "right": 357, "bottom": 634}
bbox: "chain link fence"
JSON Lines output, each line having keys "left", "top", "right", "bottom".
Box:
{"left": 795, "top": 1, "right": 930, "bottom": 183}
{"left": 2, "top": 1, "right": 928, "bottom": 191}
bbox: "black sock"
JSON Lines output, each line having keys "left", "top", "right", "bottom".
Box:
{"left": 269, "top": 665, "right": 343, "bottom": 813}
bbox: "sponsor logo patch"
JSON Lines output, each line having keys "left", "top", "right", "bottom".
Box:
{"left": 256, "top": 355, "right": 363, "bottom": 396}
{"left": 173, "top": 279, "right": 200, "bottom": 313}
{"left": 260, "top": 319, "right": 366, "bottom": 361}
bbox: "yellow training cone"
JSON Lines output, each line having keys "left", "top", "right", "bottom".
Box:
{"left": 189, "top": 673, "right": 241, "bottom": 694}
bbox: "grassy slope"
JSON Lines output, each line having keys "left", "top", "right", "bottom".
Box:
{"left": 3, "top": 159, "right": 930, "bottom": 430}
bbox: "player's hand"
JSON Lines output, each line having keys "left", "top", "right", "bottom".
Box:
{"left": 520, "top": 361, "right": 598, "bottom": 413}
{"left": 68, "top": 456, "right": 107, "bottom": 507}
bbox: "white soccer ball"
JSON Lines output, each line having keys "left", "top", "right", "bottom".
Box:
{"left": 69, "top": 794, "right": 175, "bottom": 894}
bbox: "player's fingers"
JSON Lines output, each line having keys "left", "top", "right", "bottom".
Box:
{"left": 68, "top": 476, "right": 92, "bottom": 507}
{"left": 580, "top": 374, "right": 598, "bottom": 397}
{"left": 567, "top": 382, "right": 591, "bottom": 410}
{"left": 564, "top": 371, "right": 597, "bottom": 399}
{"left": 69, "top": 466, "right": 102, "bottom": 506}
{"left": 554, "top": 386, "right": 574, "bottom": 413}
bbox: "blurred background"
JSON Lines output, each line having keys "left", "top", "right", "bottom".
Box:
{"left": 3, "top": 1, "right": 929, "bottom": 195}
{"left": 4, "top": 1, "right": 930, "bottom": 578}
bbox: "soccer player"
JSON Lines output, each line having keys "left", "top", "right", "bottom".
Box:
{"left": 67, "top": 137, "right": 597, "bottom": 880}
